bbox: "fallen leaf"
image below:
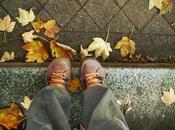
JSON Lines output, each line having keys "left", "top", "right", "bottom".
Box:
{"left": 44, "top": 20, "right": 60, "bottom": 38}
{"left": 80, "top": 45, "right": 92, "bottom": 59}
{"left": 22, "top": 30, "right": 38, "bottom": 43}
{"left": 22, "top": 41, "right": 49, "bottom": 63}
{"left": 149, "top": 0, "right": 163, "bottom": 10}
{"left": 0, "top": 15, "right": 16, "bottom": 33}
{"left": 149, "top": 0, "right": 173, "bottom": 14}
{"left": 68, "top": 78, "right": 83, "bottom": 92}
{"left": 16, "top": 8, "right": 35, "bottom": 26}
{"left": 0, "top": 52, "right": 15, "bottom": 62}
{"left": 87, "top": 38, "right": 112, "bottom": 60}
{"left": 116, "top": 99, "right": 133, "bottom": 115}
{"left": 115, "top": 36, "right": 136, "bottom": 57}
{"left": 50, "top": 40, "right": 76, "bottom": 60}
{"left": 20, "top": 96, "right": 32, "bottom": 110}
{"left": 0, "top": 102, "right": 23, "bottom": 129}
{"left": 160, "top": 0, "right": 173, "bottom": 14}
{"left": 161, "top": 88, "right": 175, "bottom": 105}
{"left": 32, "top": 19, "right": 44, "bottom": 33}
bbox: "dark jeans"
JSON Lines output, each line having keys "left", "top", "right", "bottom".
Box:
{"left": 26, "top": 86, "right": 129, "bottom": 130}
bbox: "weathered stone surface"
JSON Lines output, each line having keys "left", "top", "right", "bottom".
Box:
{"left": 114, "top": 0, "right": 128, "bottom": 7}
{"left": 43, "top": 0, "right": 81, "bottom": 27}
{"left": 122, "top": 0, "right": 157, "bottom": 31}
{"left": 142, "top": 15, "right": 175, "bottom": 34}
{"left": 64, "top": 9, "right": 100, "bottom": 31}
{"left": 84, "top": 0, "right": 120, "bottom": 29}
{"left": 0, "top": 66, "right": 175, "bottom": 130}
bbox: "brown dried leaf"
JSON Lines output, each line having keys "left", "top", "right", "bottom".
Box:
{"left": 0, "top": 102, "right": 23, "bottom": 129}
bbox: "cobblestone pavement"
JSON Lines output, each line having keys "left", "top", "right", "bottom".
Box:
{"left": 0, "top": 0, "right": 174, "bottom": 61}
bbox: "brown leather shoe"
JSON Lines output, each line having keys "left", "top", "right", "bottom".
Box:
{"left": 80, "top": 58, "right": 104, "bottom": 88}
{"left": 46, "top": 57, "right": 71, "bottom": 88}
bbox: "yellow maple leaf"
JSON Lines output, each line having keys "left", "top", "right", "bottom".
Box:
{"left": 0, "top": 102, "right": 23, "bottom": 129}
{"left": 16, "top": 8, "right": 35, "bottom": 26}
{"left": 115, "top": 36, "right": 136, "bottom": 57}
{"left": 32, "top": 19, "right": 44, "bottom": 33}
{"left": 43, "top": 20, "right": 60, "bottom": 38}
{"left": 68, "top": 78, "right": 83, "bottom": 92}
{"left": 161, "top": 88, "right": 175, "bottom": 105}
{"left": 50, "top": 40, "right": 76, "bottom": 60}
{"left": 22, "top": 41, "right": 48, "bottom": 63}
{"left": 0, "top": 15, "right": 16, "bottom": 32}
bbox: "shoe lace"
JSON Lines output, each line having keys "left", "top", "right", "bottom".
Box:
{"left": 85, "top": 72, "right": 103, "bottom": 88}
{"left": 50, "top": 71, "right": 67, "bottom": 88}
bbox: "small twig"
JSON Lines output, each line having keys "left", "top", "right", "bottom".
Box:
{"left": 129, "top": 25, "right": 135, "bottom": 39}
{"left": 105, "top": 26, "right": 110, "bottom": 42}
{"left": 36, "top": 35, "right": 50, "bottom": 43}
{"left": 18, "top": 116, "right": 27, "bottom": 124}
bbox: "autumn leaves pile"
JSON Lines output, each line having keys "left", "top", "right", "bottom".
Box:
{"left": 0, "top": 0, "right": 173, "bottom": 63}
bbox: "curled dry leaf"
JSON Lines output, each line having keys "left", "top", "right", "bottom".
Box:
{"left": 115, "top": 36, "right": 136, "bottom": 57}
{"left": 68, "top": 78, "right": 83, "bottom": 92}
{"left": 22, "top": 30, "right": 38, "bottom": 43}
{"left": 20, "top": 96, "right": 32, "bottom": 110}
{"left": 0, "top": 102, "right": 23, "bottom": 129}
{"left": 32, "top": 19, "right": 44, "bottom": 33}
{"left": 22, "top": 41, "right": 48, "bottom": 63}
{"left": 161, "top": 88, "right": 175, "bottom": 105}
{"left": 50, "top": 40, "right": 76, "bottom": 60}
{"left": 0, "top": 52, "right": 15, "bottom": 62}
{"left": 80, "top": 45, "right": 92, "bottom": 59}
{"left": 149, "top": 0, "right": 173, "bottom": 14}
{"left": 116, "top": 99, "right": 133, "bottom": 115}
{"left": 0, "top": 15, "right": 16, "bottom": 32}
{"left": 87, "top": 38, "right": 112, "bottom": 60}
{"left": 16, "top": 8, "right": 35, "bottom": 26}
{"left": 44, "top": 20, "right": 60, "bottom": 38}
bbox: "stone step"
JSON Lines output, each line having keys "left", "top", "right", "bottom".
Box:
{"left": 0, "top": 64, "right": 175, "bottom": 130}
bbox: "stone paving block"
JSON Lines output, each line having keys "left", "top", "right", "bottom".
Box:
{"left": 76, "top": 0, "right": 88, "bottom": 5}
{"left": 64, "top": 9, "right": 100, "bottom": 31}
{"left": 0, "top": 6, "right": 7, "bottom": 16}
{"left": 122, "top": 0, "right": 157, "bottom": 31}
{"left": 142, "top": 15, "right": 175, "bottom": 34}
{"left": 114, "top": 0, "right": 128, "bottom": 7}
{"left": 84, "top": 0, "right": 120, "bottom": 29}
{"left": 150, "top": 35, "right": 175, "bottom": 58}
{"left": 37, "top": 9, "right": 53, "bottom": 21}
{"left": 164, "top": 5, "right": 175, "bottom": 30}
{"left": 105, "top": 10, "right": 134, "bottom": 32}
{"left": 44, "top": 0, "right": 81, "bottom": 27}
{"left": 37, "top": 0, "right": 48, "bottom": 5}
{"left": 1, "top": 0, "right": 42, "bottom": 18}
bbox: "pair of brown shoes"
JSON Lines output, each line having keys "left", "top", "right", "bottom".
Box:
{"left": 46, "top": 57, "right": 104, "bottom": 89}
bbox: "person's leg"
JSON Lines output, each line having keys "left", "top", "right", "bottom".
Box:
{"left": 80, "top": 59, "right": 129, "bottom": 130}
{"left": 26, "top": 58, "right": 72, "bottom": 130}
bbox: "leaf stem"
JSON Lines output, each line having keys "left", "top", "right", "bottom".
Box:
{"left": 36, "top": 35, "right": 49, "bottom": 43}
{"left": 105, "top": 26, "right": 110, "bottom": 42}
{"left": 129, "top": 25, "right": 135, "bottom": 39}
{"left": 4, "top": 31, "right": 7, "bottom": 43}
